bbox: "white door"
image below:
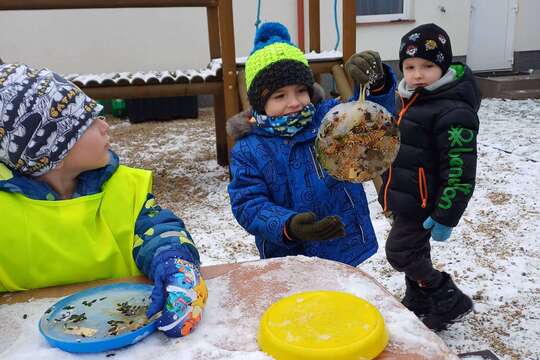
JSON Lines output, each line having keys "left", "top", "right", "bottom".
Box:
{"left": 467, "top": 0, "right": 518, "bottom": 71}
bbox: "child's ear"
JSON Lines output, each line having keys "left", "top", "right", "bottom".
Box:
{"left": 54, "top": 160, "right": 65, "bottom": 170}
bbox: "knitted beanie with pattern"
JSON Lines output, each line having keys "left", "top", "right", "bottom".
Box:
{"left": 245, "top": 22, "right": 314, "bottom": 114}
{"left": 0, "top": 63, "right": 102, "bottom": 176}
{"left": 399, "top": 23, "right": 453, "bottom": 74}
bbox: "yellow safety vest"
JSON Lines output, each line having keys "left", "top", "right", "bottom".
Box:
{"left": 0, "top": 165, "right": 152, "bottom": 292}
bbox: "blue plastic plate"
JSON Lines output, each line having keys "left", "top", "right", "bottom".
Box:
{"left": 39, "top": 283, "right": 157, "bottom": 353}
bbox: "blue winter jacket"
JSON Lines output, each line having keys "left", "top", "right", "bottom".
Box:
{"left": 228, "top": 66, "right": 397, "bottom": 266}
{"left": 0, "top": 151, "right": 200, "bottom": 281}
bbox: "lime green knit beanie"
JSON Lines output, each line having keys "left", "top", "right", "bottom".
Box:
{"left": 245, "top": 22, "right": 314, "bottom": 113}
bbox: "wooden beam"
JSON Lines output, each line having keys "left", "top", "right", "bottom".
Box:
{"left": 217, "top": 0, "right": 239, "bottom": 164}
{"left": 206, "top": 5, "right": 221, "bottom": 59}
{"left": 237, "top": 71, "right": 250, "bottom": 111}
{"left": 308, "top": 0, "right": 320, "bottom": 52}
{"left": 342, "top": 0, "right": 356, "bottom": 62}
{"left": 213, "top": 92, "right": 229, "bottom": 166}
{"left": 331, "top": 64, "right": 352, "bottom": 100}
{"left": 80, "top": 82, "right": 222, "bottom": 100}
{"left": 309, "top": 60, "right": 341, "bottom": 75}
{"left": 296, "top": 0, "right": 305, "bottom": 52}
{"left": 0, "top": 0, "right": 218, "bottom": 10}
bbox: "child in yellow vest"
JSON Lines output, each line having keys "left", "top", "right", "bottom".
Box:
{"left": 0, "top": 63, "right": 207, "bottom": 338}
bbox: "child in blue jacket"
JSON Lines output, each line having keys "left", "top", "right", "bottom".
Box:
{"left": 227, "top": 22, "right": 396, "bottom": 266}
{"left": 0, "top": 63, "right": 206, "bottom": 338}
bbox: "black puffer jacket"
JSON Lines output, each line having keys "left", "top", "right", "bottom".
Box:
{"left": 378, "top": 64, "right": 481, "bottom": 227}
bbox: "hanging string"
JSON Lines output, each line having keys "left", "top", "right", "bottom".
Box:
{"left": 333, "top": 0, "right": 341, "bottom": 51}
{"left": 255, "top": 0, "right": 262, "bottom": 29}
{"left": 359, "top": 84, "right": 367, "bottom": 104}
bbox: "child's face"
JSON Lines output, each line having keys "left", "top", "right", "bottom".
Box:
{"left": 61, "top": 116, "right": 111, "bottom": 172}
{"left": 402, "top": 57, "right": 443, "bottom": 89}
{"left": 264, "top": 84, "right": 310, "bottom": 117}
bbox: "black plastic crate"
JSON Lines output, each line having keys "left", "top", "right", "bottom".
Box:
{"left": 126, "top": 96, "right": 198, "bottom": 123}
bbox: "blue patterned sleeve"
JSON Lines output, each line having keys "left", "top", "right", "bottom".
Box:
{"left": 352, "top": 63, "right": 397, "bottom": 116}
{"left": 228, "top": 142, "right": 298, "bottom": 248}
{"left": 133, "top": 194, "right": 201, "bottom": 281}
{"left": 313, "top": 97, "right": 341, "bottom": 121}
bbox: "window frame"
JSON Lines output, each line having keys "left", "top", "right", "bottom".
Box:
{"left": 355, "top": 0, "right": 414, "bottom": 24}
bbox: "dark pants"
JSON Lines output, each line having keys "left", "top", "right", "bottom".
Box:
{"left": 385, "top": 214, "right": 443, "bottom": 288}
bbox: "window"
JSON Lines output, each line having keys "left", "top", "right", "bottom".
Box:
{"left": 356, "top": 0, "right": 413, "bottom": 23}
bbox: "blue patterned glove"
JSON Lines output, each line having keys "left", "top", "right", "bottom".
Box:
{"left": 147, "top": 258, "right": 208, "bottom": 337}
{"left": 423, "top": 217, "right": 453, "bottom": 242}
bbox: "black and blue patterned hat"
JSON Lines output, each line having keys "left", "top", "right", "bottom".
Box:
{"left": 399, "top": 23, "right": 452, "bottom": 74}
{"left": 0, "top": 63, "right": 102, "bottom": 176}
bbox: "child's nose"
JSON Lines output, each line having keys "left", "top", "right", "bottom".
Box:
{"left": 288, "top": 96, "right": 302, "bottom": 109}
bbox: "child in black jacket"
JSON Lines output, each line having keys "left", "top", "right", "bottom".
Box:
{"left": 379, "top": 23, "right": 481, "bottom": 331}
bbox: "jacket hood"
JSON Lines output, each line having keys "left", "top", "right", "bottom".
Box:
{"left": 401, "top": 63, "right": 482, "bottom": 112}
{"left": 433, "top": 63, "right": 481, "bottom": 111}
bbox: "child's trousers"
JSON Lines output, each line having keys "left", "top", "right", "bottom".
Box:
{"left": 385, "top": 214, "right": 443, "bottom": 288}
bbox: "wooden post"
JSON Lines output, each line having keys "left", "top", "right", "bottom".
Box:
{"left": 296, "top": 0, "right": 305, "bottom": 52}
{"left": 217, "top": 0, "right": 239, "bottom": 164}
{"left": 308, "top": 0, "right": 320, "bottom": 53}
{"left": 213, "top": 93, "right": 228, "bottom": 166}
{"left": 207, "top": 4, "right": 229, "bottom": 166}
{"left": 331, "top": 64, "right": 352, "bottom": 100}
{"left": 237, "top": 71, "right": 250, "bottom": 111}
{"left": 308, "top": 0, "right": 321, "bottom": 83}
{"left": 206, "top": 5, "right": 221, "bottom": 59}
{"left": 342, "top": 0, "right": 356, "bottom": 89}
{"left": 342, "top": 0, "right": 356, "bottom": 62}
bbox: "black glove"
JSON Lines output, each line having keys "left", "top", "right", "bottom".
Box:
{"left": 286, "top": 212, "right": 345, "bottom": 241}
{"left": 345, "top": 50, "right": 385, "bottom": 89}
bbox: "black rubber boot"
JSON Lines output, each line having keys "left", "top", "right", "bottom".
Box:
{"left": 401, "top": 276, "right": 431, "bottom": 317}
{"left": 421, "top": 272, "right": 473, "bottom": 331}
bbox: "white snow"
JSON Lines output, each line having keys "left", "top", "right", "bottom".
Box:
{"left": 216, "top": 50, "right": 344, "bottom": 66}
{"left": 64, "top": 62, "right": 221, "bottom": 86}
{"left": 0, "top": 98, "right": 539, "bottom": 360}
{"left": 0, "top": 257, "right": 454, "bottom": 359}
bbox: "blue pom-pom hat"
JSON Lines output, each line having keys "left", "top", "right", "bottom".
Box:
{"left": 245, "top": 22, "right": 314, "bottom": 113}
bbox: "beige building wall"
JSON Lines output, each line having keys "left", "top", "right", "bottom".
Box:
{"left": 514, "top": 0, "right": 540, "bottom": 51}
{"left": 0, "top": 1, "right": 299, "bottom": 74}
{"left": 0, "top": 0, "right": 537, "bottom": 74}
{"left": 316, "top": 0, "right": 471, "bottom": 60}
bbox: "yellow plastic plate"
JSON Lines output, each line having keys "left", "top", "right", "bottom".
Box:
{"left": 258, "top": 291, "right": 388, "bottom": 360}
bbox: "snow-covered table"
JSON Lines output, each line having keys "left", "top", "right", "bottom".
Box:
{"left": 0, "top": 256, "right": 458, "bottom": 359}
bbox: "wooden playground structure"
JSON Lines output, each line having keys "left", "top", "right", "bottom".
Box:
{"left": 0, "top": 0, "right": 358, "bottom": 166}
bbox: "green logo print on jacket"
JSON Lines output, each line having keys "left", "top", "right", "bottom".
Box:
{"left": 438, "top": 125, "right": 475, "bottom": 210}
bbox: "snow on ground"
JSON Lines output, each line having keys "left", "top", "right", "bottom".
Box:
{"left": 110, "top": 98, "right": 540, "bottom": 359}
{"left": 0, "top": 98, "right": 538, "bottom": 359}
{"left": 360, "top": 98, "right": 540, "bottom": 359}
